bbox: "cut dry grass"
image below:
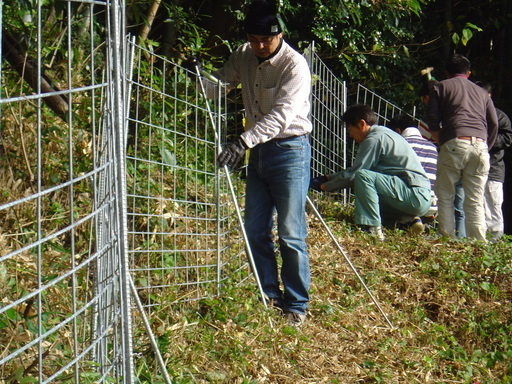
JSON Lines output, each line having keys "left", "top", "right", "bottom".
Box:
{"left": 133, "top": 201, "right": 512, "bottom": 384}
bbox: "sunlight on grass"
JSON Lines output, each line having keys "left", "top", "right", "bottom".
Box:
{"left": 132, "top": 204, "right": 512, "bottom": 383}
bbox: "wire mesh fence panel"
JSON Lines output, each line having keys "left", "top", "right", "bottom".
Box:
{"left": 304, "top": 43, "right": 351, "bottom": 203}
{"left": 125, "top": 41, "right": 351, "bottom": 312}
{"left": 355, "top": 84, "right": 405, "bottom": 125}
{"left": 0, "top": 1, "right": 132, "bottom": 383}
{"left": 125, "top": 40, "right": 351, "bottom": 310}
{"left": 125, "top": 40, "right": 250, "bottom": 311}
{"left": 355, "top": 83, "right": 429, "bottom": 137}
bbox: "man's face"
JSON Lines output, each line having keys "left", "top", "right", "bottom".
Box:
{"left": 247, "top": 33, "right": 282, "bottom": 59}
{"left": 347, "top": 120, "right": 370, "bottom": 144}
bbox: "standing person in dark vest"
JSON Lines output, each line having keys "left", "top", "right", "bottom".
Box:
{"left": 476, "top": 81, "right": 512, "bottom": 240}
{"left": 426, "top": 54, "right": 498, "bottom": 241}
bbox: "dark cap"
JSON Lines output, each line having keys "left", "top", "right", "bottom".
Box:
{"left": 244, "top": 0, "right": 282, "bottom": 36}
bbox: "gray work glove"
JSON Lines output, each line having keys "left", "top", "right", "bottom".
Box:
{"left": 217, "top": 137, "right": 248, "bottom": 171}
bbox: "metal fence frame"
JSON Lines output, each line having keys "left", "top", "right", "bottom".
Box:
{"left": 0, "top": 1, "right": 134, "bottom": 383}
{"left": 125, "top": 40, "right": 249, "bottom": 308}
{"left": 124, "top": 40, "right": 353, "bottom": 312}
{"left": 356, "top": 84, "right": 429, "bottom": 138}
{"left": 305, "top": 42, "right": 350, "bottom": 203}
{"left": 0, "top": 3, "right": 420, "bottom": 380}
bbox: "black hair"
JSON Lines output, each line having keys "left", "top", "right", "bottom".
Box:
{"left": 445, "top": 54, "right": 471, "bottom": 75}
{"left": 475, "top": 80, "right": 492, "bottom": 94}
{"left": 341, "top": 104, "right": 377, "bottom": 126}
{"left": 388, "top": 114, "right": 416, "bottom": 132}
{"left": 419, "top": 79, "right": 439, "bottom": 98}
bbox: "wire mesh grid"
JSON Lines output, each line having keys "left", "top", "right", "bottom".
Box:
{"left": 304, "top": 43, "right": 351, "bottom": 203}
{"left": 355, "top": 83, "right": 428, "bottom": 137}
{"left": 125, "top": 40, "right": 250, "bottom": 310}
{"left": 0, "top": 2, "right": 414, "bottom": 378}
{"left": 125, "top": 41, "right": 354, "bottom": 314}
{"left": 0, "top": 1, "right": 131, "bottom": 383}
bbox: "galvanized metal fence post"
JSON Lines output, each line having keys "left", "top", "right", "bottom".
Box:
{"left": 108, "top": 0, "right": 134, "bottom": 382}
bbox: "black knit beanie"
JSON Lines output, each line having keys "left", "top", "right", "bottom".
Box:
{"left": 244, "top": 0, "right": 282, "bottom": 36}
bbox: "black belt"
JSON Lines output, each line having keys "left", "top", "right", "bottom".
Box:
{"left": 270, "top": 133, "right": 309, "bottom": 142}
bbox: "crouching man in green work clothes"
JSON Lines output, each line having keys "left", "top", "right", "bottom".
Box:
{"left": 310, "top": 104, "right": 431, "bottom": 241}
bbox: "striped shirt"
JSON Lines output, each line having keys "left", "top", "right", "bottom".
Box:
{"left": 213, "top": 40, "right": 312, "bottom": 148}
{"left": 402, "top": 127, "right": 438, "bottom": 209}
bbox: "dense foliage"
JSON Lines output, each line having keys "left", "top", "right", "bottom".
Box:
{"left": 129, "top": 0, "right": 512, "bottom": 116}
{"left": 7, "top": 1, "right": 511, "bottom": 115}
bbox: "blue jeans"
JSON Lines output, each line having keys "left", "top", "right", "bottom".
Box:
{"left": 245, "top": 135, "right": 311, "bottom": 315}
{"left": 454, "top": 180, "right": 466, "bottom": 238}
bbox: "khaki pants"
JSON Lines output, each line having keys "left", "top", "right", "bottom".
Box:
{"left": 484, "top": 180, "right": 504, "bottom": 239}
{"left": 435, "top": 138, "right": 490, "bottom": 241}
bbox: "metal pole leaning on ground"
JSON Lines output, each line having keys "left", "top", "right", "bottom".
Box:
{"left": 129, "top": 277, "right": 173, "bottom": 384}
{"left": 306, "top": 195, "right": 395, "bottom": 329}
{"left": 193, "top": 66, "right": 268, "bottom": 309}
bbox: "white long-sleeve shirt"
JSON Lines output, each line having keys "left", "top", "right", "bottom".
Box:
{"left": 213, "top": 40, "right": 312, "bottom": 148}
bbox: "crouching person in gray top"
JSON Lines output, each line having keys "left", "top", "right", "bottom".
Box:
{"left": 310, "top": 104, "right": 431, "bottom": 241}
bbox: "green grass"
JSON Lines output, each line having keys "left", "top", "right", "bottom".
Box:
{"left": 132, "top": 201, "right": 512, "bottom": 383}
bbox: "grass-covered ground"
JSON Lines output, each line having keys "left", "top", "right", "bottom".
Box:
{"left": 134, "top": 200, "right": 512, "bottom": 384}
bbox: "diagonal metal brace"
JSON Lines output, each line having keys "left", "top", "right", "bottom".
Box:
{"left": 307, "top": 195, "right": 395, "bottom": 329}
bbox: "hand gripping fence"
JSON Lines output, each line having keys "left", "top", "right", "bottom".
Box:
{"left": 306, "top": 196, "right": 395, "bottom": 329}
{"left": 194, "top": 66, "right": 269, "bottom": 310}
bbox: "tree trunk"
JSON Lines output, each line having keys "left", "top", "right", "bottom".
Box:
{"left": 2, "top": 29, "right": 69, "bottom": 120}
